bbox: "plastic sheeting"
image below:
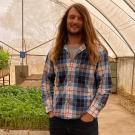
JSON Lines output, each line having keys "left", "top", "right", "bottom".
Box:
{"left": 0, "top": 0, "right": 135, "bottom": 58}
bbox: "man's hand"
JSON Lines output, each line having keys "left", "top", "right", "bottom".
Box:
{"left": 48, "top": 111, "right": 55, "bottom": 118}
{"left": 81, "top": 113, "right": 94, "bottom": 122}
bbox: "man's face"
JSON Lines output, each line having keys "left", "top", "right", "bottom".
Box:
{"left": 67, "top": 7, "right": 83, "bottom": 35}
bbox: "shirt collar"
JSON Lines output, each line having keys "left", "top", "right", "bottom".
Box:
{"left": 64, "top": 43, "right": 86, "bottom": 53}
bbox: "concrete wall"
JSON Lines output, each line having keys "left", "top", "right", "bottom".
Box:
{"left": 9, "top": 54, "right": 47, "bottom": 84}
{"left": 110, "top": 62, "right": 117, "bottom": 93}
{"left": 117, "top": 57, "right": 135, "bottom": 95}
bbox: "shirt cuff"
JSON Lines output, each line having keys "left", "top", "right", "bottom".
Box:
{"left": 86, "top": 104, "right": 100, "bottom": 118}
{"left": 44, "top": 97, "right": 53, "bottom": 113}
{"left": 45, "top": 106, "right": 53, "bottom": 113}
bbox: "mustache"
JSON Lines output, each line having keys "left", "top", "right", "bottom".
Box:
{"left": 70, "top": 24, "right": 80, "bottom": 27}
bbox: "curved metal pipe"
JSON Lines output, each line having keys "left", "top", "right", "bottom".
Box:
{"left": 96, "top": 29, "right": 117, "bottom": 58}
{"left": 123, "top": 0, "right": 135, "bottom": 13}
{"left": 85, "top": 0, "right": 135, "bottom": 94}
{"left": 110, "top": 0, "right": 135, "bottom": 22}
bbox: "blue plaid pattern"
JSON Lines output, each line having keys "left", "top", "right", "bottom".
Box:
{"left": 41, "top": 44, "right": 112, "bottom": 119}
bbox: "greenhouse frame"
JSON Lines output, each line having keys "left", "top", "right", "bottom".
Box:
{"left": 0, "top": 0, "right": 135, "bottom": 135}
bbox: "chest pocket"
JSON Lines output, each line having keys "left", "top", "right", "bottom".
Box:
{"left": 54, "top": 65, "right": 67, "bottom": 87}
{"left": 75, "top": 63, "right": 96, "bottom": 88}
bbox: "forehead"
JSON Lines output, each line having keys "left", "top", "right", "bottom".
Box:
{"left": 67, "top": 7, "right": 82, "bottom": 17}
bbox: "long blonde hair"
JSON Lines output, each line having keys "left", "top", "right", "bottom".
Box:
{"left": 51, "top": 3, "right": 102, "bottom": 65}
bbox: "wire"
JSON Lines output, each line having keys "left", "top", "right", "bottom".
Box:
{"left": 50, "top": 0, "right": 67, "bottom": 8}
{"left": 119, "top": 23, "right": 135, "bottom": 30}
{"left": 25, "top": 38, "right": 55, "bottom": 53}
{"left": 129, "top": 0, "right": 135, "bottom": 9}
{"left": 0, "top": 41, "right": 20, "bottom": 53}
{"left": 117, "top": 20, "right": 131, "bottom": 27}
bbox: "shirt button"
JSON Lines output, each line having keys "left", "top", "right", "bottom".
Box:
{"left": 69, "top": 81, "right": 72, "bottom": 85}
{"left": 67, "top": 98, "right": 72, "bottom": 104}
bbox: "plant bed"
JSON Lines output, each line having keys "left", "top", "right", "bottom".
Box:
{"left": 118, "top": 89, "right": 135, "bottom": 115}
{"left": 0, "top": 85, "right": 49, "bottom": 130}
{"left": 118, "top": 89, "right": 135, "bottom": 102}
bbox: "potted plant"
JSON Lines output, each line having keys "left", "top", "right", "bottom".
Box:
{"left": 0, "top": 48, "right": 10, "bottom": 78}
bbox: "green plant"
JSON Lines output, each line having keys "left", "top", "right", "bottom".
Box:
{"left": 0, "top": 49, "right": 10, "bottom": 69}
{"left": 0, "top": 85, "right": 49, "bottom": 130}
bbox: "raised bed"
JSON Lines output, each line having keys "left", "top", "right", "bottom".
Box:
{"left": 118, "top": 89, "right": 135, "bottom": 115}
{"left": 0, "top": 85, "right": 48, "bottom": 130}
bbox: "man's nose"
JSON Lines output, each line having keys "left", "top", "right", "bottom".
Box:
{"left": 72, "top": 17, "right": 79, "bottom": 23}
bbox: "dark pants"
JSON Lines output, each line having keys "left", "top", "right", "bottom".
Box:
{"left": 49, "top": 117, "right": 98, "bottom": 135}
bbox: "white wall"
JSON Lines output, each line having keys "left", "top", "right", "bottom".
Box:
{"left": 117, "top": 57, "right": 135, "bottom": 95}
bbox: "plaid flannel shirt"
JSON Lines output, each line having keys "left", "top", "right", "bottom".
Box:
{"left": 41, "top": 44, "right": 112, "bottom": 119}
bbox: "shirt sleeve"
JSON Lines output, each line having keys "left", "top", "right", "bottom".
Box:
{"left": 41, "top": 52, "right": 55, "bottom": 113}
{"left": 87, "top": 48, "right": 112, "bottom": 118}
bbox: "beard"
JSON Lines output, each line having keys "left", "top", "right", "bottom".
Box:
{"left": 68, "top": 30, "right": 82, "bottom": 36}
{"left": 67, "top": 25, "right": 83, "bottom": 36}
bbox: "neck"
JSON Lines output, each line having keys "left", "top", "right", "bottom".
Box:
{"left": 68, "top": 34, "right": 82, "bottom": 46}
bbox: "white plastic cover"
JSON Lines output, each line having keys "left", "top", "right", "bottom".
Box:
{"left": 0, "top": 0, "right": 135, "bottom": 58}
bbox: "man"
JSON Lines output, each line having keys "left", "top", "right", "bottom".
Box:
{"left": 42, "top": 3, "right": 112, "bottom": 135}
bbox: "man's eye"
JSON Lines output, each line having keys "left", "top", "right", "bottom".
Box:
{"left": 69, "top": 15, "right": 75, "bottom": 19}
{"left": 78, "top": 17, "right": 82, "bottom": 21}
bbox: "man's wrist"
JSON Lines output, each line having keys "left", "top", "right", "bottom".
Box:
{"left": 81, "top": 113, "right": 94, "bottom": 122}
{"left": 48, "top": 111, "right": 54, "bottom": 118}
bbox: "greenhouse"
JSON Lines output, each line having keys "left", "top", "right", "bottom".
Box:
{"left": 0, "top": 0, "right": 135, "bottom": 135}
